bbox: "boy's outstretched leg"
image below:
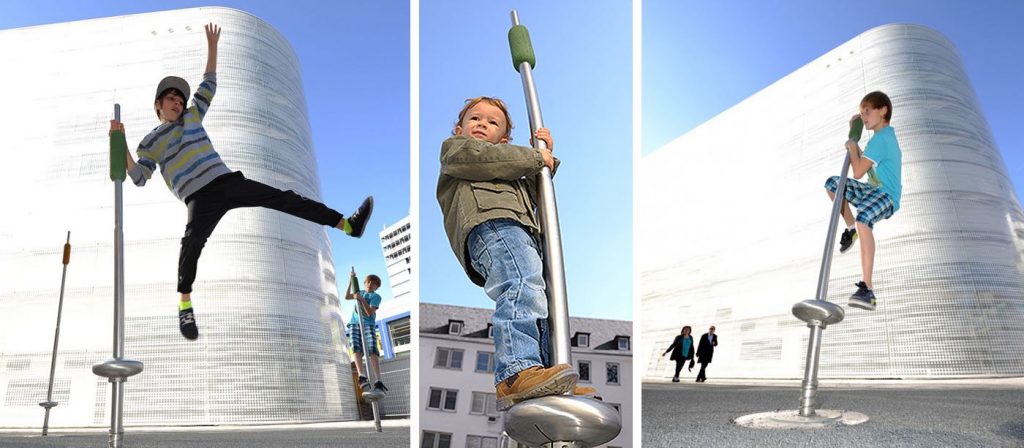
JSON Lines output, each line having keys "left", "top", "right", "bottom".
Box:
{"left": 825, "top": 179, "right": 858, "bottom": 253}
{"left": 848, "top": 221, "right": 877, "bottom": 311}
{"left": 337, "top": 196, "right": 374, "bottom": 238}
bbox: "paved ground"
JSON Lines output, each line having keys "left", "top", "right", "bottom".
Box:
{"left": 0, "top": 421, "right": 408, "bottom": 447}
{"left": 643, "top": 379, "right": 1024, "bottom": 448}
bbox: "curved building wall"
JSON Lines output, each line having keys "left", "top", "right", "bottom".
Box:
{"left": 0, "top": 8, "right": 360, "bottom": 426}
{"left": 640, "top": 24, "right": 1024, "bottom": 379}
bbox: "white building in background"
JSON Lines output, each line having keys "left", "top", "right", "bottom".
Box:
{"left": 380, "top": 216, "right": 413, "bottom": 301}
{"left": 420, "top": 303, "right": 633, "bottom": 448}
{"left": 640, "top": 24, "right": 1024, "bottom": 380}
{"left": 0, "top": 8, "right": 361, "bottom": 426}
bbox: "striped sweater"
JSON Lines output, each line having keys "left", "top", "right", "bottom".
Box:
{"left": 128, "top": 72, "right": 232, "bottom": 202}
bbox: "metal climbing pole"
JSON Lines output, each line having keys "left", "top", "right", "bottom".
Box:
{"left": 92, "top": 104, "right": 144, "bottom": 448}
{"left": 502, "top": 10, "right": 621, "bottom": 448}
{"left": 40, "top": 231, "right": 72, "bottom": 436}
{"left": 350, "top": 267, "right": 385, "bottom": 431}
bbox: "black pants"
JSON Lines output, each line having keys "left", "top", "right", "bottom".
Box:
{"left": 673, "top": 359, "right": 690, "bottom": 379}
{"left": 697, "top": 362, "right": 709, "bottom": 381}
{"left": 177, "top": 171, "right": 343, "bottom": 293}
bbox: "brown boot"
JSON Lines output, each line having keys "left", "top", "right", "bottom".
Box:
{"left": 495, "top": 364, "right": 578, "bottom": 411}
{"left": 572, "top": 385, "right": 602, "bottom": 401}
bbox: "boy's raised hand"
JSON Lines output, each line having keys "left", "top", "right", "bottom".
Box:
{"left": 109, "top": 119, "right": 124, "bottom": 135}
{"left": 205, "top": 23, "right": 221, "bottom": 46}
{"left": 532, "top": 127, "right": 554, "bottom": 151}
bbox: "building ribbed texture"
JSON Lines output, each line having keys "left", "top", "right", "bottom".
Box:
{"left": 640, "top": 24, "right": 1024, "bottom": 379}
{"left": 0, "top": 7, "right": 360, "bottom": 426}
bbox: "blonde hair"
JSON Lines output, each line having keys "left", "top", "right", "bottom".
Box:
{"left": 453, "top": 96, "right": 514, "bottom": 141}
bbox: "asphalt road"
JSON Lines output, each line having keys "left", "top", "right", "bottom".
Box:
{"left": 0, "top": 425, "right": 408, "bottom": 447}
{"left": 643, "top": 381, "right": 1024, "bottom": 447}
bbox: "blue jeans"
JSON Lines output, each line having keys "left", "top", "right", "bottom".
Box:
{"left": 468, "top": 219, "right": 550, "bottom": 384}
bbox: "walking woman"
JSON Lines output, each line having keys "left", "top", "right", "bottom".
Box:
{"left": 661, "top": 326, "right": 695, "bottom": 382}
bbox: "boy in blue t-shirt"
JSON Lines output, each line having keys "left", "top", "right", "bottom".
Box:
{"left": 824, "top": 91, "right": 902, "bottom": 311}
{"left": 345, "top": 274, "right": 386, "bottom": 393}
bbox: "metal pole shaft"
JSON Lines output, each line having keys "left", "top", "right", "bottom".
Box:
{"left": 798, "top": 152, "right": 852, "bottom": 416}
{"left": 111, "top": 103, "right": 125, "bottom": 448}
{"left": 511, "top": 10, "right": 572, "bottom": 368}
{"left": 42, "top": 232, "right": 71, "bottom": 435}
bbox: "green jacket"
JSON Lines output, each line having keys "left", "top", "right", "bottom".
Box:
{"left": 436, "top": 135, "right": 559, "bottom": 286}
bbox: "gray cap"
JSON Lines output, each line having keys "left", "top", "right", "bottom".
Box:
{"left": 155, "top": 76, "right": 190, "bottom": 102}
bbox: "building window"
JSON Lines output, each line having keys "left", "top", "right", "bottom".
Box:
{"left": 572, "top": 332, "right": 590, "bottom": 347}
{"left": 422, "top": 430, "right": 453, "bottom": 448}
{"left": 388, "top": 317, "right": 410, "bottom": 348}
{"left": 466, "top": 434, "right": 499, "bottom": 448}
{"left": 486, "top": 323, "right": 494, "bottom": 339}
{"left": 469, "top": 391, "right": 498, "bottom": 416}
{"left": 578, "top": 360, "right": 591, "bottom": 383}
{"left": 448, "top": 320, "right": 464, "bottom": 335}
{"left": 427, "top": 388, "right": 458, "bottom": 412}
{"left": 606, "top": 362, "right": 620, "bottom": 385}
{"left": 475, "top": 351, "right": 495, "bottom": 373}
{"left": 434, "top": 347, "right": 464, "bottom": 370}
{"left": 616, "top": 336, "right": 630, "bottom": 350}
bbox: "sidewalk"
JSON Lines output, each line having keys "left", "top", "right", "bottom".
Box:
{"left": 642, "top": 380, "right": 1024, "bottom": 447}
{"left": 0, "top": 420, "right": 409, "bottom": 447}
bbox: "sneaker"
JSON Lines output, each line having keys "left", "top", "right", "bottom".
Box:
{"left": 373, "top": 381, "right": 389, "bottom": 394}
{"left": 346, "top": 196, "right": 374, "bottom": 238}
{"left": 179, "top": 307, "right": 198, "bottom": 340}
{"left": 358, "top": 376, "right": 370, "bottom": 391}
{"left": 572, "top": 385, "right": 602, "bottom": 400}
{"left": 848, "top": 281, "right": 877, "bottom": 310}
{"left": 495, "top": 364, "right": 578, "bottom": 411}
{"left": 839, "top": 228, "right": 858, "bottom": 253}
{"left": 671, "top": 377, "right": 680, "bottom": 383}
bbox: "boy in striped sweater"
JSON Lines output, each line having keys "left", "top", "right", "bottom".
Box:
{"left": 108, "top": 23, "right": 373, "bottom": 340}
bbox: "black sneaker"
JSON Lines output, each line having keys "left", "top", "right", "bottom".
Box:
{"left": 839, "top": 228, "right": 858, "bottom": 253}
{"left": 346, "top": 196, "right": 374, "bottom": 238}
{"left": 373, "top": 381, "right": 388, "bottom": 394}
{"left": 358, "top": 376, "right": 370, "bottom": 391}
{"left": 848, "top": 281, "right": 877, "bottom": 310}
{"left": 179, "top": 307, "right": 198, "bottom": 340}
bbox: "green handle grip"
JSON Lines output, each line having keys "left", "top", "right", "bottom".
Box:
{"left": 348, "top": 270, "right": 360, "bottom": 296}
{"left": 848, "top": 116, "right": 864, "bottom": 143}
{"left": 508, "top": 24, "right": 536, "bottom": 72}
{"left": 110, "top": 130, "right": 127, "bottom": 182}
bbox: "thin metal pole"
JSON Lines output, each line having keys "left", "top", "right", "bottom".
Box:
{"left": 798, "top": 153, "right": 852, "bottom": 417}
{"left": 351, "top": 269, "right": 382, "bottom": 432}
{"left": 110, "top": 103, "right": 126, "bottom": 448}
{"left": 510, "top": 10, "right": 572, "bottom": 368}
{"left": 40, "top": 231, "right": 71, "bottom": 436}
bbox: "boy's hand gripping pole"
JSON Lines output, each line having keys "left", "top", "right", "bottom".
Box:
{"left": 791, "top": 117, "right": 864, "bottom": 417}
{"left": 349, "top": 269, "right": 383, "bottom": 432}
{"left": 93, "top": 104, "right": 144, "bottom": 448}
{"left": 502, "top": 11, "right": 621, "bottom": 448}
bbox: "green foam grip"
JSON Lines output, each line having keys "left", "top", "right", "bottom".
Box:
{"left": 848, "top": 116, "right": 864, "bottom": 142}
{"left": 508, "top": 25, "right": 536, "bottom": 72}
{"left": 109, "top": 130, "right": 127, "bottom": 182}
{"left": 348, "top": 271, "right": 360, "bottom": 296}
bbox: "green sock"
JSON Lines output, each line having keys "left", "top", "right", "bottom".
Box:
{"left": 180, "top": 300, "right": 192, "bottom": 311}
{"left": 342, "top": 218, "right": 353, "bottom": 235}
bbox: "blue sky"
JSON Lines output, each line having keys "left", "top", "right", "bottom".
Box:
{"left": 0, "top": 0, "right": 410, "bottom": 319}
{"left": 643, "top": 0, "right": 1024, "bottom": 201}
{"left": 419, "top": 2, "right": 633, "bottom": 320}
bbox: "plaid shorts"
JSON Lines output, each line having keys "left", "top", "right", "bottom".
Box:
{"left": 824, "top": 176, "right": 895, "bottom": 228}
{"left": 347, "top": 322, "right": 379, "bottom": 355}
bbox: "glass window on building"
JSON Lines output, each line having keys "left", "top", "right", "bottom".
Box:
{"left": 422, "top": 430, "right": 453, "bottom": 448}
{"left": 434, "top": 347, "right": 464, "bottom": 370}
{"left": 470, "top": 391, "right": 498, "bottom": 416}
{"left": 388, "top": 317, "right": 410, "bottom": 348}
{"left": 578, "top": 360, "right": 591, "bottom": 383}
{"left": 466, "top": 434, "right": 499, "bottom": 448}
{"left": 617, "top": 336, "right": 630, "bottom": 350}
{"left": 475, "top": 351, "right": 495, "bottom": 373}
{"left": 427, "top": 388, "right": 459, "bottom": 411}
{"left": 606, "top": 362, "right": 620, "bottom": 385}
